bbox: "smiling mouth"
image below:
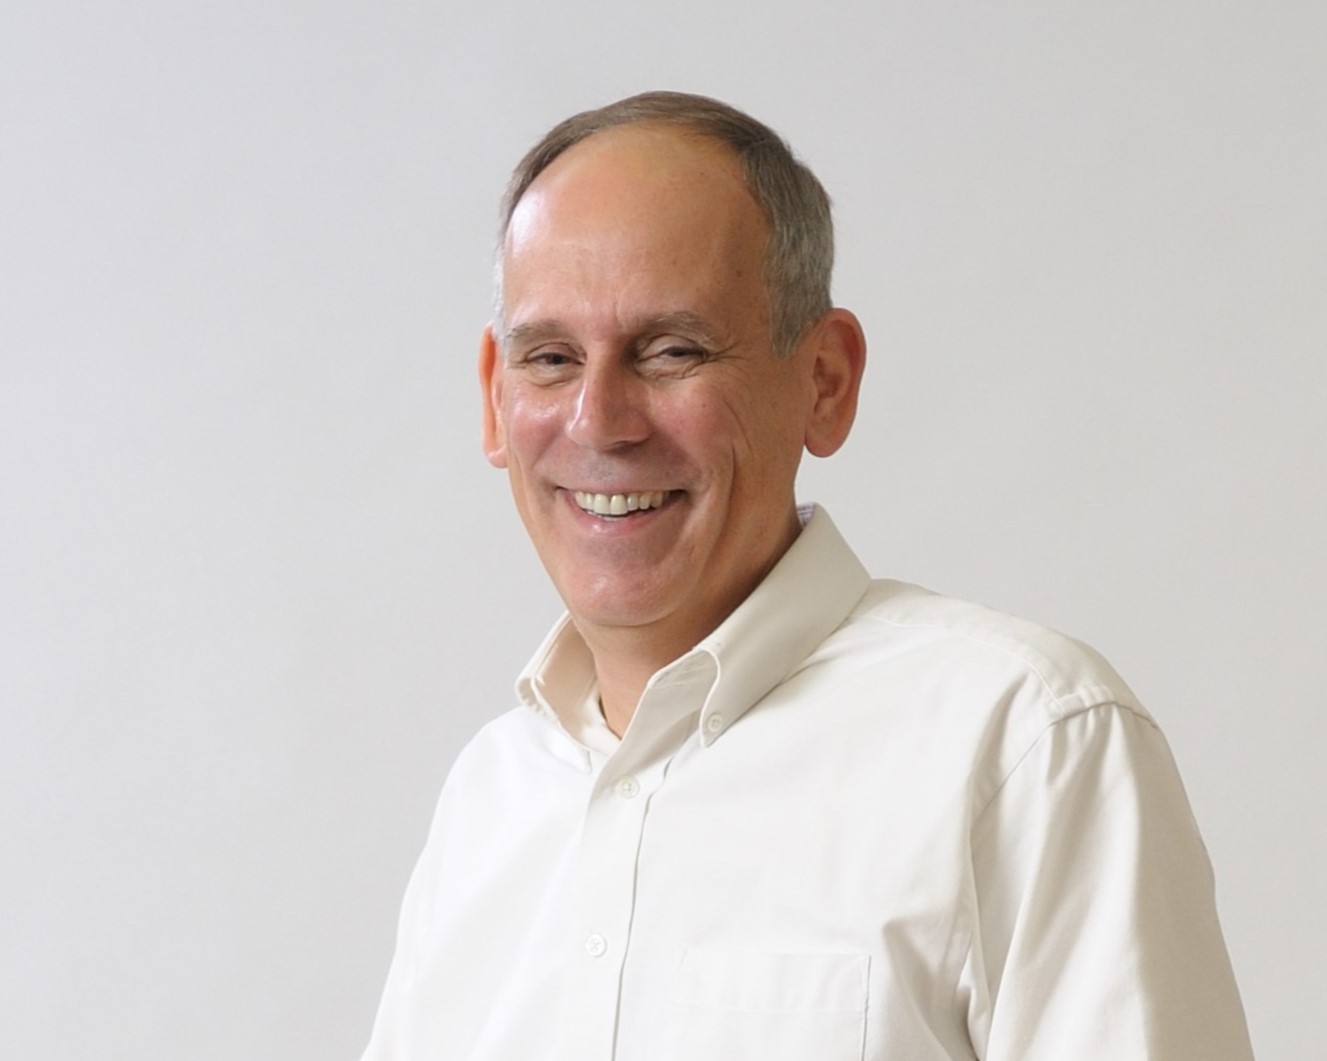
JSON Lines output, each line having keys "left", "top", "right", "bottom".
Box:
{"left": 573, "top": 490, "right": 672, "bottom": 518}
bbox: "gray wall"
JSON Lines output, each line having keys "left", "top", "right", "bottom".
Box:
{"left": 2, "top": 2, "right": 1322, "bottom": 1057}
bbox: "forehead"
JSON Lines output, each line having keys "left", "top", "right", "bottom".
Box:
{"left": 501, "top": 125, "right": 768, "bottom": 333}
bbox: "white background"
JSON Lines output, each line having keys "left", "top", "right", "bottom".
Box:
{"left": 2, "top": 2, "right": 1322, "bottom": 1058}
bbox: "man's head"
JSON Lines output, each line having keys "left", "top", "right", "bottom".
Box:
{"left": 479, "top": 93, "right": 865, "bottom": 659}
{"left": 495, "top": 91, "right": 834, "bottom": 359}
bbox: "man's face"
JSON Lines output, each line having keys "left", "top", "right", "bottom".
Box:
{"left": 481, "top": 125, "right": 820, "bottom": 651}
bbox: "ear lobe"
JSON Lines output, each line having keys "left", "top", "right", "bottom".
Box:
{"left": 803, "top": 309, "right": 867, "bottom": 458}
{"left": 478, "top": 324, "right": 509, "bottom": 468}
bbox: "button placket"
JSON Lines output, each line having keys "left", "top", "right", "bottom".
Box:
{"left": 554, "top": 761, "right": 657, "bottom": 1058}
{"left": 554, "top": 665, "right": 718, "bottom": 1061}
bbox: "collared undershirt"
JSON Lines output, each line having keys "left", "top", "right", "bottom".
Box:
{"left": 577, "top": 686, "right": 619, "bottom": 756}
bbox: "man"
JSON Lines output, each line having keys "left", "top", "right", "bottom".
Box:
{"left": 363, "top": 92, "right": 1252, "bottom": 1060}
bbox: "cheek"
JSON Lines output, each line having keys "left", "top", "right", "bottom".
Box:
{"left": 502, "top": 389, "right": 568, "bottom": 463}
{"left": 662, "top": 397, "right": 737, "bottom": 467}
{"left": 721, "top": 395, "right": 805, "bottom": 478}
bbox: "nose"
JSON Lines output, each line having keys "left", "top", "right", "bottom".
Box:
{"left": 566, "top": 358, "right": 651, "bottom": 450}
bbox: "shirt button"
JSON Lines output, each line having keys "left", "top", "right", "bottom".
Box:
{"left": 616, "top": 775, "right": 640, "bottom": 799}
{"left": 705, "top": 713, "right": 725, "bottom": 735}
{"left": 584, "top": 934, "right": 607, "bottom": 958}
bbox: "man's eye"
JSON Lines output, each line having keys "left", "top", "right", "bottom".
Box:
{"left": 642, "top": 346, "right": 707, "bottom": 373}
{"left": 523, "top": 349, "right": 578, "bottom": 371}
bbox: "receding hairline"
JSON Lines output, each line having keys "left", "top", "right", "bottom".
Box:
{"left": 503, "top": 121, "right": 766, "bottom": 247}
{"left": 493, "top": 90, "right": 835, "bottom": 357}
{"left": 499, "top": 98, "right": 788, "bottom": 236}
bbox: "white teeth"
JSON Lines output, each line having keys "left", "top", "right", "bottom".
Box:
{"left": 573, "top": 490, "right": 669, "bottom": 517}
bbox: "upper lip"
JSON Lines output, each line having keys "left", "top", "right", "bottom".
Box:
{"left": 567, "top": 486, "right": 670, "bottom": 494}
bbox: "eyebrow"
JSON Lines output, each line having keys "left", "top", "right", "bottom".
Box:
{"left": 502, "top": 312, "right": 728, "bottom": 354}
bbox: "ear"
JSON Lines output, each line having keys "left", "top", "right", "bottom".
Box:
{"left": 478, "top": 323, "right": 508, "bottom": 468}
{"left": 802, "top": 308, "right": 867, "bottom": 457}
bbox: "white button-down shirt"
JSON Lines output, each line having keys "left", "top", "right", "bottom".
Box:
{"left": 363, "top": 507, "right": 1251, "bottom": 1060}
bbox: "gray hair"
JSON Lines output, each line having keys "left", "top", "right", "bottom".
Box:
{"left": 494, "top": 91, "right": 834, "bottom": 358}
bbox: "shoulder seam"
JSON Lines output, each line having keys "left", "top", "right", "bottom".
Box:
{"left": 851, "top": 610, "right": 1140, "bottom": 716}
{"left": 974, "top": 700, "right": 1161, "bottom": 821}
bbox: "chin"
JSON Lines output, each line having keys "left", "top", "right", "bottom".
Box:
{"left": 560, "top": 576, "right": 683, "bottom": 632}
{"left": 566, "top": 598, "right": 672, "bottom": 632}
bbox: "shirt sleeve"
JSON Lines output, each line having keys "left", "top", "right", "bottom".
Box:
{"left": 359, "top": 760, "right": 470, "bottom": 1061}
{"left": 961, "top": 702, "right": 1254, "bottom": 1060}
{"left": 359, "top": 802, "right": 446, "bottom": 1061}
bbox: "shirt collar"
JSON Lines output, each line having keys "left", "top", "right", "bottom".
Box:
{"left": 688, "top": 504, "right": 870, "bottom": 744}
{"left": 515, "top": 612, "right": 605, "bottom": 749}
{"left": 515, "top": 504, "right": 870, "bottom": 748}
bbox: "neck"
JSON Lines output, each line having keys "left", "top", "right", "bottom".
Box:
{"left": 577, "top": 506, "right": 805, "bottom": 736}
{"left": 580, "top": 620, "right": 700, "bottom": 737}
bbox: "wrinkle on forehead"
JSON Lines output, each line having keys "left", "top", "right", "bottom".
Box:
{"left": 502, "top": 311, "right": 731, "bottom": 356}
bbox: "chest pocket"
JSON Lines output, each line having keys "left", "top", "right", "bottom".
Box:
{"left": 655, "top": 949, "right": 869, "bottom": 1060}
